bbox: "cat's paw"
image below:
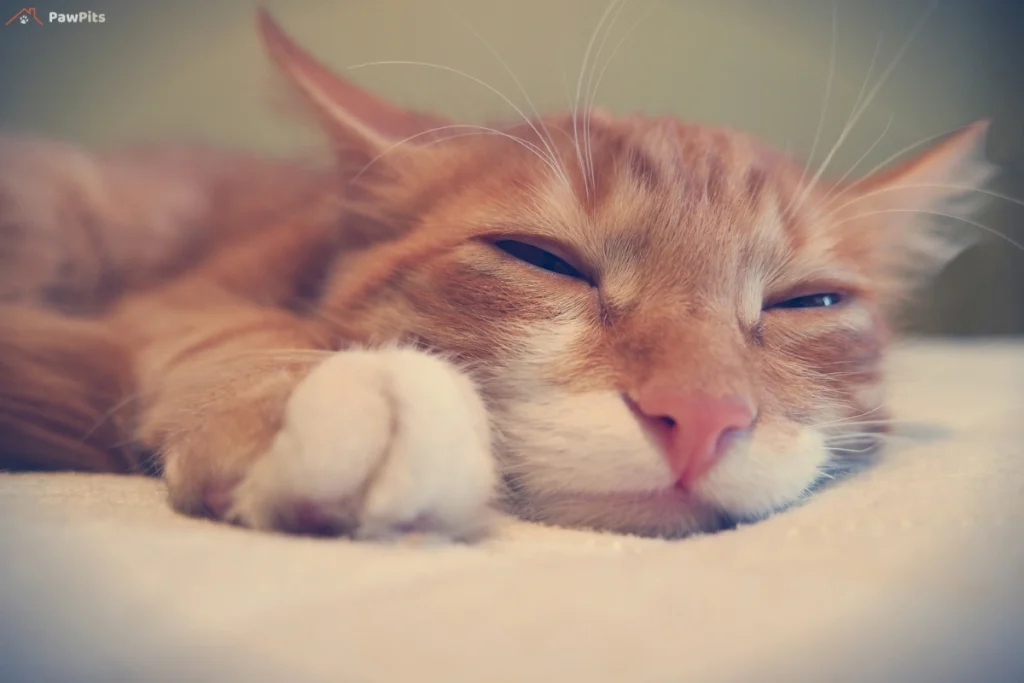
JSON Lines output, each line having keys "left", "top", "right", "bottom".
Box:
{"left": 222, "top": 347, "right": 496, "bottom": 541}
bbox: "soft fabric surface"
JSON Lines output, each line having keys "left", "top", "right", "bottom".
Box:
{"left": 1, "top": 340, "right": 1022, "bottom": 683}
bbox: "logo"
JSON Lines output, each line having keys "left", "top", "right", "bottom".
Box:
{"left": 5, "top": 7, "right": 44, "bottom": 25}
{"left": 47, "top": 10, "right": 105, "bottom": 23}
{"left": 4, "top": 7, "right": 106, "bottom": 25}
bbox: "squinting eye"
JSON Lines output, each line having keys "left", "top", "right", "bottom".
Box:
{"left": 768, "top": 292, "right": 844, "bottom": 310}
{"left": 492, "top": 240, "right": 590, "bottom": 283}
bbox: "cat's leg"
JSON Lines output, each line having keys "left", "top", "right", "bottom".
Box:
{"left": 132, "top": 300, "right": 496, "bottom": 540}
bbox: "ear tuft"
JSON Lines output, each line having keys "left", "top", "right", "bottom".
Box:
{"left": 830, "top": 120, "right": 1000, "bottom": 298}
{"left": 255, "top": 9, "right": 450, "bottom": 160}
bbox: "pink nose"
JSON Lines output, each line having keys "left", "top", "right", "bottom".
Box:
{"left": 629, "top": 389, "right": 756, "bottom": 488}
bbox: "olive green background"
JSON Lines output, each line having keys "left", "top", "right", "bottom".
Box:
{"left": 1, "top": 0, "right": 1021, "bottom": 334}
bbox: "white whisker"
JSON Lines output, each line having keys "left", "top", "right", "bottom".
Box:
{"left": 350, "top": 123, "right": 559, "bottom": 181}
{"left": 584, "top": 0, "right": 630, "bottom": 191}
{"left": 442, "top": 2, "right": 573, "bottom": 190}
{"left": 824, "top": 183, "right": 1024, "bottom": 219}
{"left": 574, "top": 0, "right": 623, "bottom": 199}
{"left": 559, "top": 59, "right": 586, "bottom": 198}
{"left": 791, "top": 1, "right": 939, "bottom": 215}
{"left": 842, "top": 29, "right": 886, "bottom": 141}
{"left": 817, "top": 114, "right": 894, "bottom": 208}
{"left": 827, "top": 445, "right": 881, "bottom": 454}
{"left": 361, "top": 130, "right": 560, "bottom": 177}
{"left": 825, "top": 436, "right": 889, "bottom": 447}
{"left": 824, "top": 125, "right": 979, "bottom": 209}
{"left": 785, "top": 0, "right": 839, "bottom": 219}
{"left": 80, "top": 393, "right": 143, "bottom": 445}
{"left": 813, "top": 404, "right": 887, "bottom": 429}
{"left": 831, "top": 208, "right": 1024, "bottom": 252}
{"left": 824, "top": 428, "right": 892, "bottom": 439}
{"left": 346, "top": 60, "right": 568, "bottom": 189}
{"left": 587, "top": 0, "right": 662, "bottom": 124}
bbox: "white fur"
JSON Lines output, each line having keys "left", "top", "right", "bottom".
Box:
{"left": 501, "top": 389, "right": 673, "bottom": 494}
{"left": 226, "top": 347, "right": 496, "bottom": 540}
{"left": 694, "top": 425, "right": 829, "bottom": 518}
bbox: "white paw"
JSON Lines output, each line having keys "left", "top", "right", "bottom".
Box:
{"left": 225, "top": 347, "right": 496, "bottom": 540}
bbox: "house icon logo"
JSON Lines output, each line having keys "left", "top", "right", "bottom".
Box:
{"left": 5, "top": 7, "right": 44, "bottom": 25}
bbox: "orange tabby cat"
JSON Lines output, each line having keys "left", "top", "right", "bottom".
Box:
{"left": 0, "top": 11, "right": 996, "bottom": 538}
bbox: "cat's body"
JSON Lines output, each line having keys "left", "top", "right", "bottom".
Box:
{"left": 0, "top": 12, "right": 996, "bottom": 539}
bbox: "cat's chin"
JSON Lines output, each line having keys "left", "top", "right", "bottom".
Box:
{"left": 508, "top": 486, "right": 740, "bottom": 539}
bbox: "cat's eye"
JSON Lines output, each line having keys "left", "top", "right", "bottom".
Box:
{"left": 767, "top": 292, "right": 845, "bottom": 310}
{"left": 492, "top": 239, "right": 591, "bottom": 283}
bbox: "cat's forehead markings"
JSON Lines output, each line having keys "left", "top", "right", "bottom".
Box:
{"left": 601, "top": 169, "right": 668, "bottom": 229}
{"left": 624, "top": 123, "right": 685, "bottom": 190}
{"left": 625, "top": 146, "right": 663, "bottom": 193}
{"left": 745, "top": 198, "right": 787, "bottom": 245}
{"left": 744, "top": 167, "right": 770, "bottom": 206}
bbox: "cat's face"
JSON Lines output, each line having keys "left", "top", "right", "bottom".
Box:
{"left": 322, "top": 116, "right": 897, "bottom": 535}
{"left": 260, "top": 12, "right": 995, "bottom": 536}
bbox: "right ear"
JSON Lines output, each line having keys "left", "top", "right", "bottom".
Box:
{"left": 256, "top": 9, "right": 451, "bottom": 160}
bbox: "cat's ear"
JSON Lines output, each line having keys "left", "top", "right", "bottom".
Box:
{"left": 256, "top": 9, "right": 450, "bottom": 160}
{"left": 830, "top": 120, "right": 998, "bottom": 296}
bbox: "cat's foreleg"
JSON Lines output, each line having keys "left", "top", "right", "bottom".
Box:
{"left": 133, "top": 305, "right": 496, "bottom": 540}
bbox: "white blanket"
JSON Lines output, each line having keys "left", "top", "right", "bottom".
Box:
{"left": 2, "top": 340, "right": 1022, "bottom": 683}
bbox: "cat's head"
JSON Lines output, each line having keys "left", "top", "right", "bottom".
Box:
{"left": 259, "top": 12, "right": 997, "bottom": 536}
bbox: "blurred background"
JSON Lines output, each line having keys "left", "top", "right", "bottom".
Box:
{"left": 0, "top": 0, "right": 1021, "bottom": 335}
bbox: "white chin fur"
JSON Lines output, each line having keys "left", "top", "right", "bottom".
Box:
{"left": 497, "top": 390, "right": 673, "bottom": 495}
{"left": 494, "top": 388, "right": 830, "bottom": 535}
{"left": 692, "top": 425, "right": 830, "bottom": 520}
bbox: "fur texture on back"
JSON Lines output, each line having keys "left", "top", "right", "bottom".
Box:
{"left": 0, "top": 11, "right": 997, "bottom": 538}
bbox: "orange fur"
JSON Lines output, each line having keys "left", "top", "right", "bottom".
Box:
{"left": 0, "top": 11, "right": 997, "bottom": 536}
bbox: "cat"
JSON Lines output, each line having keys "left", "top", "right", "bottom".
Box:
{"left": 0, "top": 9, "right": 997, "bottom": 540}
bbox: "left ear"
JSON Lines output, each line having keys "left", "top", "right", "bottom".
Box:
{"left": 829, "top": 120, "right": 999, "bottom": 296}
{"left": 256, "top": 9, "right": 452, "bottom": 162}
